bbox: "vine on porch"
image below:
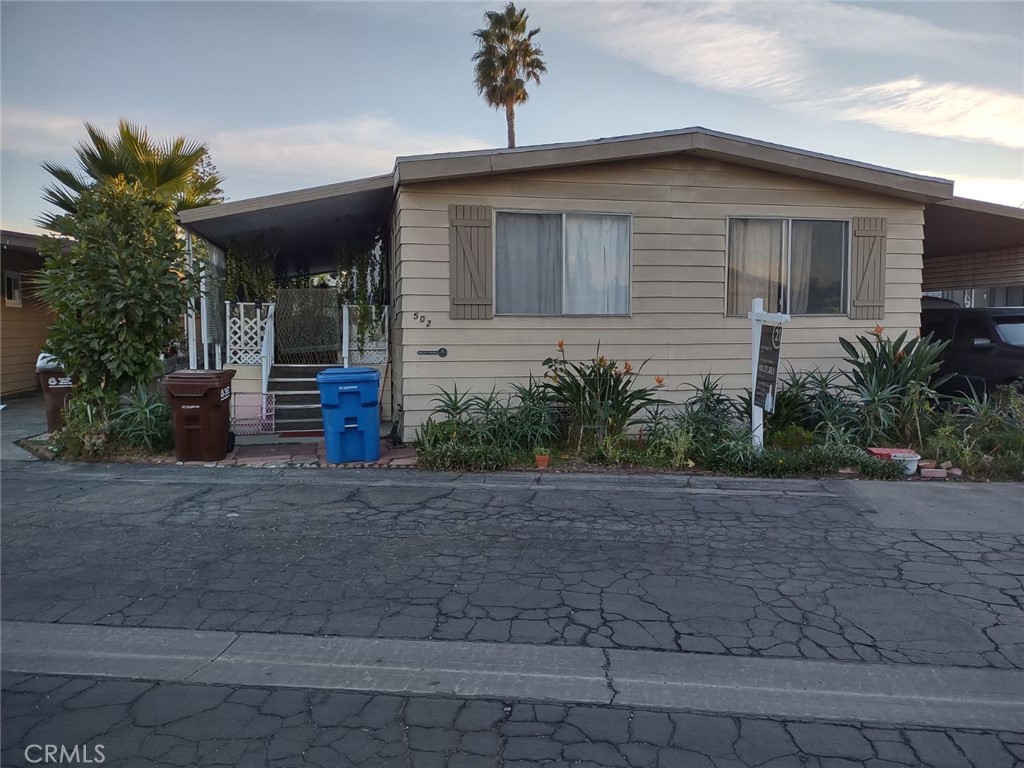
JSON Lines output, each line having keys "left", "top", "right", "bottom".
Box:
{"left": 336, "top": 228, "right": 388, "bottom": 354}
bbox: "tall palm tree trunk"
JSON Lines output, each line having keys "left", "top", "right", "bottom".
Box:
{"left": 505, "top": 104, "right": 516, "bottom": 148}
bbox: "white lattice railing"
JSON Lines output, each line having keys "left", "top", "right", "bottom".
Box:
{"left": 225, "top": 302, "right": 274, "bottom": 367}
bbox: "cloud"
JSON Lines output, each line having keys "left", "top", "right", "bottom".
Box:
{"left": 1, "top": 108, "right": 491, "bottom": 185}
{"left": 911, "top": 171, "right": 1024, "bottom": 208}
{"left": 209, "top": 116, "right": 489, "bottom": 179}
{"left": 0, "top": 106, "right": 97, "bottom": 157}
{"left": 558, "top": 1, "right": 1024, "bottom": 148}
{"left": 827, "top": 79, "right": 1024, "bottom": 149}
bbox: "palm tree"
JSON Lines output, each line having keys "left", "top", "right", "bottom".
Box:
{"left": 472, "top": 2, "right": 547, "bottom": 148}
{"left": 38, "top": 119, "right": 224, "bottom": 229}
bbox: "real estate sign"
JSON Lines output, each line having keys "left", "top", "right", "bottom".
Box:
{"left": 753, "top": 323, "right": 783, "bottom": 412}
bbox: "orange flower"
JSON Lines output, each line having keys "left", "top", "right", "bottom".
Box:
{"left": 654, "top": 375, "right": 665, "bottom": 386}
{"left": 557, "top": 339, "right": 565, "bottom": 351}
{"left": 623, "top": 361, "right": 634, "bottom": 374}
{"left": 871, "top": 324, "right": 885, "bottom": 337}
{"left": 597, "top": 355, "right": 608, "bottom": 366}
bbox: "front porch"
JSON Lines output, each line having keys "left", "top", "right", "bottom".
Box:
{"left": 224, "top": 299, "right": 392, "bottom": 438}
{"left": 175, "top": 175, "right": 395, "bottom": 442}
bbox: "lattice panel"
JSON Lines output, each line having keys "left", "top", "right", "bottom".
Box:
{"left": 350, "top": 345, "right": 387, "bottom": 365}
{"left": 226, "top": 311, "right": 269, "bottom": 365}
{"left": 231, "top": 393, "right": 275, "bottom": 435}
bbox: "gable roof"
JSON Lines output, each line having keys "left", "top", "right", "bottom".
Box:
{"left": 393, "top": 127, "right": 954, "bottom": 203}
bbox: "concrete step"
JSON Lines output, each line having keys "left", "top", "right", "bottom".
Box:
{"left": 268, "top": 378, "right": 318, "bottom": 393}
{"left": 274, "top": 417, "right": 325, "bottom": 433}
{"left": 274, "top": 404, "right": 322, "bottom": 420}
{"left": 270, "top": 364, "right": 336, "bottom": 380}
{"left": 272, "top": 391, "right": 322, "bottom": 407}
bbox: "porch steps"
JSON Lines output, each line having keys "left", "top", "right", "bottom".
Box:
{"left": 265, "top": 363, "right": 388, "bottom": 435}
{"left": 267, "top": 365, "right": 333, "bottom": 433}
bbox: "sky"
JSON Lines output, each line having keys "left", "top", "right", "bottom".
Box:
{"left": 1, "top": 0, "right": 1022, "bottom": 233}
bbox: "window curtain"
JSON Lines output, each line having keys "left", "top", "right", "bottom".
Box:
{"left": 789, "top": 222, "right": 813, "bottom": 314}
{"left": 564, "top": 214, "right": 630, "bottom": 315}
{"left": 728, "top": 219, "right": 784, "bottom": 315}
{"left": 495, "top": 213, "right": 562, "bottom": 314}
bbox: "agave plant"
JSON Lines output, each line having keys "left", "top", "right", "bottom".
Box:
{"left": 839, "top": 329, "right": 949, "bottom": 445}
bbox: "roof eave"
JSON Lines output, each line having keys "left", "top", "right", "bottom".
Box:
{"left": 176, "top": 173, "right": 394, "bottom": 226}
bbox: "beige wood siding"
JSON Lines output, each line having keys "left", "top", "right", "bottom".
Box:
{"left": 393, "top": 155, "right": 925, "bottom": 441}
{"left": 225, "top": 365, "right": 262, "bottom": 394}
{"left": 1, "top": 251, "right": 51, "bottom": 397}
{"left": 390, "top": 201, "right": 405, "bottom": 430}
{"left": 922, "top": 247, "right": 1024, "bottom": 291}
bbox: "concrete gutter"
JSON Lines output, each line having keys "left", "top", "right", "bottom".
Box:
{"left": 4, "top": 621, "right": 1022, "bottom": 731}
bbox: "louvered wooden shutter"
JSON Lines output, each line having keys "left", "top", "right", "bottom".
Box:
{"left": 449, "top": 204, "right": 493, "bottom": 319}
{"left": 850, "top": 217, "right": 887, "bottom": 320}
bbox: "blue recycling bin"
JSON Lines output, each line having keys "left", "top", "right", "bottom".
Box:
{"left": 317, "top": 367, "right": 381, "bottom": 463}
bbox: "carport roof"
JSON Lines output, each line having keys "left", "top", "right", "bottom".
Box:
{"left": 177, "top": 174, "right": 393, "bottom": 270}
{"left": 923, "top": 197, "right": 1024, "bottom": 259}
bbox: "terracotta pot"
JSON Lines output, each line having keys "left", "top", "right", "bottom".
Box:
{"left": 535, "top": 454, "right": 550, "bottom": 469}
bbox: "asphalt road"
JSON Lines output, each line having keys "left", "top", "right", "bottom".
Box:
{"left": 1, "top": 456, "right": 1022, "bottom": 767}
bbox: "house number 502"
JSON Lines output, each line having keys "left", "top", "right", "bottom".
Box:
{"left": 412, "top": 312, "right": 432, "bottom": 327}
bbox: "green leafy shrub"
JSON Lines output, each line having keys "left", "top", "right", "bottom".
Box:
{"left": 935, "top": 386, "right": 1024, "bottom": 480}
{"left": 415, "top": 421, "right": 518, "bottom": 471}
{"left": 704, "top": 427, "right": 759, "bottom": 473}
{"left": 415, "top": 383, "right": 559, "bottom": 470}
{"left": 648, "top": 423, "right": 695, "bottom": 469}
{"left": 112, "top": 388, "right": 172, "bottom": 452}
{"left": 35, "top": 177, "right": 201, "bottom": 405}
{"left": 925, "top": 417, "right": 978, "bottom": 466}
{"left": 51, "top": 395, "right": 111, "bottom": 458}
{"left": 769, "top": 424, "right": 814, "bottom": 451}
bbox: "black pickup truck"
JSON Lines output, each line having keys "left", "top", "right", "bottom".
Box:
{"left": 921, "top": 307, "right": 1024, "bottom": 397}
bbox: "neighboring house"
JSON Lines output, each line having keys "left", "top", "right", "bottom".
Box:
{"left": 178, "top": 127, "right": 1024, "bottom": 442}
{"left": 1, "top": 230, "right": 51, "bottom": 397}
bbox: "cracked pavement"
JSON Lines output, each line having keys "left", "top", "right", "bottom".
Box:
{"left": 3, "top": 463, "right": 1022, "bottom": 669}
{"left": 1, "top": 460, "right": 1022, "bottom": 766}
{"left": 3, "top": 673, "right": 1023, "bottom": 768}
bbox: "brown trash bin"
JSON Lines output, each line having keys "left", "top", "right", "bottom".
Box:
{"left": 36, "top": 359, "right": 74, "bottom": 434}
{"left": 164, "top": 370, "right": 236, "bottom": 462}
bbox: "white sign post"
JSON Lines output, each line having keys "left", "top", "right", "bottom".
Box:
{"left": 748, "top": 297, "right": 790, "bottom": 449}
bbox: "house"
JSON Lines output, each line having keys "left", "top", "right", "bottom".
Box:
{"left": 1, "top": 230, "right": 52, "bottom": 398}
{"left": 177, "top": 127, "right": 1024, "bottom": 442}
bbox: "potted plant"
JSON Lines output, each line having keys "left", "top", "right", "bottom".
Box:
{"left": 535, "top": 447, "right": 550, "bottom": 469}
